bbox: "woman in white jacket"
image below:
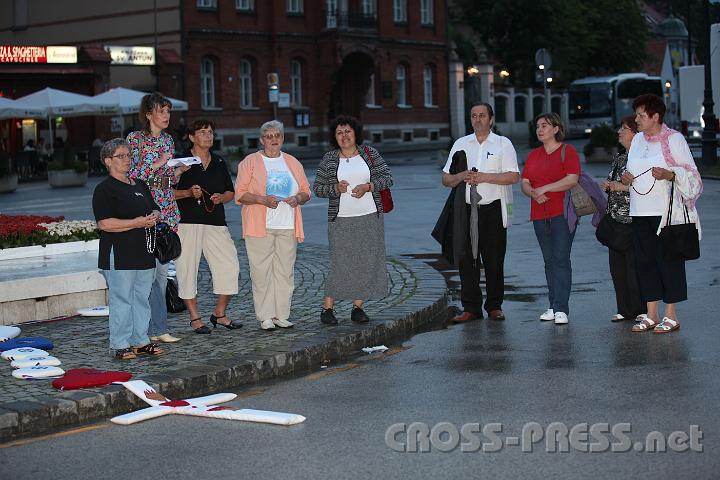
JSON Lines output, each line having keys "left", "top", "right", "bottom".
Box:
{"left": 621, "top": 94, "right": 702, "bottom": 334}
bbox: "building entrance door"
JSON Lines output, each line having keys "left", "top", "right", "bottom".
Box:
{"left": 330, "top": 52, "right": 374, "bottom": 119}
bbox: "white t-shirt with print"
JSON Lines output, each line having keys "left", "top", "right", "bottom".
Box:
{"left": 626, "top": 134, "right": 671, "bottom": 217}
{"left": 263, "top": 154, "right": 299, "bottom": 229}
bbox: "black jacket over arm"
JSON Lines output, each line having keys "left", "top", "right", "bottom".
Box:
{"left": 431, "top": 151, "right": 468, "bottom": 265}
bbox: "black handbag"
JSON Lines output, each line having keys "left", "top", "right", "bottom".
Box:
{"left": 596, "top": 213, "right": 634, "bottom": 252}
{"left": 659, "top": 181, "right": 700, "bottom": 262}
{"left": 151, "top": 222, "right": 182, "bottom": 264}
{"left": 165, "top": 277, "right": 186, "bottom": 313}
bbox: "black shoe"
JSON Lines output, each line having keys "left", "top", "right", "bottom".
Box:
{"left": 351, "top": 306, "right": 370, "bottom": 323}
{"left": 320, "top": 308, "right": 338, "bottom": 325}
{"left": 190, "top": 318, "right": 211, "bottom": 334}
{"left": 210, "top": 314, "right": 243, "bottom": 330}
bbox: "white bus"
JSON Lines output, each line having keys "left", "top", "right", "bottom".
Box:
{"left": 568, "top": 73, "right": 662, "bottom": 136}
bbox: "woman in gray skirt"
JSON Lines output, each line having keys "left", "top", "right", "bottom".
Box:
{"left": 313, "top": 115, "right": 394, "bottom": 325}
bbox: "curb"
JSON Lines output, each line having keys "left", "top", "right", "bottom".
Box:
{"left": 0, "top": 256, "right": 448, "bottom": 443}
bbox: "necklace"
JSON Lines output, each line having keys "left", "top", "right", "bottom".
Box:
{"left": 630, "top": 167, "right": 656, "bottom": 195}
{"left": 341, "top": 148, "right": 358, "bottom": 163}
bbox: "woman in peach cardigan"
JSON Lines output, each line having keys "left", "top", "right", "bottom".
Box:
{"left": 235, "top": 120, "right": 311, "bottom": 331}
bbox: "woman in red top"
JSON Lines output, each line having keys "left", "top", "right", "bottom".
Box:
{"left": 521, "top": 113, "right": 580, "bottom": 325}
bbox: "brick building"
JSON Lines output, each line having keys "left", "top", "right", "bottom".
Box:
{"left": 183, "top": 0, "right": 450, "bottom": 153}
{"left": 0, "top": 0, "right": 451, "bottom": 155}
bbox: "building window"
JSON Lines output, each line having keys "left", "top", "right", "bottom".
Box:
{"left": 239, "top": 59, "right": 253, "bottom": 108}
{"left": 392, "top": 0, "right": 407, "bottom": 24}
{"left": 366, "top": 74, "right": 377, "bottom": 106}
{"left": 290, "top": 60, "right": 303, "bottom": 106}
{"left": 495, "top": 96, "right": 508, "bottom": 123}
{"left": 423, "top": 65, "right": 434, "bottom": 107}
{"left": 402, "top": 130, "right": 413, "bottom": 142}
{"left": 514, "top": 96, "right": 527, "bottom": 122}
{"left": 361, "top": 0, "right": 376, "bottom": 15}
{"left": 396, "top": 64, "right": 407, "bottom": 106}
{"left": 197, "top": 0, "right": 217, "bottom": 8}
{"left": 200, "top": 57, "right": 216, "bottom": 109}
{"left": 420, "top": 0, "right": 434, "bottom": 25}
{"left": 235, "top": 0, "right": 254, "bottom": 11}
{"left": 287, "top": 0, "right": 303, "bottom": 14}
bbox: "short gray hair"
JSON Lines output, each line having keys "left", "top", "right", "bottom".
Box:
{"left": 260, "top": 120, "right": 284, "bottom": 137}
{"left": 100, "top": 138, "right": 131, "bottom": 166}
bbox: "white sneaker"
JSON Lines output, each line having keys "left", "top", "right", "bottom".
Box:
{"left": 272, "top": 318, "right": 294, "bottom": 328}
{"left": 611, "top": 313, "right": 625, "bottom": 321}
{"left": 554, "top": 312, "right": 569, "bottom": 324}
{"left": 260, "top": 319, "right": 276, "bottom": 330}
{"left": 540, "top": 309, "right": 555, "bottom": 321}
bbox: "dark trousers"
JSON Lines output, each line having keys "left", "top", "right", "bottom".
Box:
{"left": 631, "top": 216, "right": 687, "bottom": 304}
{"left": 458, "top": 200, "right": 506, "bottom": 315}
{"left": 609, "top": 247, "right": 646, "bottom": 318}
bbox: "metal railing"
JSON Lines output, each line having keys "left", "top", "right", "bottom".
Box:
{"left": 325, "top": 11, "right": 377, "bottom": 30}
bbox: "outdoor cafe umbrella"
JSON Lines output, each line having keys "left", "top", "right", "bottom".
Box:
{"left": 0, "top": 97, "right": 46, "bottom": 120}
{"left": 15, "top": 87, "right": 117, "bottom": 145}
{"left": 91, "top": 87, "right": 188, "bottom": 115}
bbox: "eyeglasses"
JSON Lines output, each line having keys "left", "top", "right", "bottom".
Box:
{"left": 619, "top": 125, "right": 633, "bottom": 132}
{"left": 194, "top": 130, "right": 214, "bottom": 136}
{"left": 262, "top": 132, "right": 283, "bottom": 140}
{"left": 111, "top": 153, "right": 131, "bottom": 160}
{"left": 335, "top": 129, "right": 354, "bottom": 136}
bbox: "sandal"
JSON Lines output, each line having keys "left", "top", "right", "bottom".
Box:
{"left": 631, "top": 316, "right": 659, "bottom": 333}
{"left": 191, "top": 318, "right": 211, "bottom": 334}
{"left": 133, "top": 343, "right": 165, "bottom": 356}
{"left": 653, "top": 317, "right": 680, "bottom": 334}
{"left": 115, "top": 348, "right": 137, "bottom": 360}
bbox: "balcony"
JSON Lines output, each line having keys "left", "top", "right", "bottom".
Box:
{"left": 325, "top": 11, "right": 377, "bottom": 30}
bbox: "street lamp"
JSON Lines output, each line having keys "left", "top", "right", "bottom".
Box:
{"left": 701, "top": 0, "right": 718, "bottom": 166}
{"left": 499, "top": 69, "right": 510, "bottom": 78}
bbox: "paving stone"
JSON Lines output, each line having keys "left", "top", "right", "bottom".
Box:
{"left": 0, "top": 243, "right": 446, "bottom": 441}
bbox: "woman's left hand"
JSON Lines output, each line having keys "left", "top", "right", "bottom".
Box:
{"left": 174, "top": 165, "right": 190, "bottom": 177}
{"left": 351, "top": 183, "right": 371, "bottom": 198}
{"left": 652, "top": 167, "right": 675, "bottom": 181}
{"left": 283, "top": 195, "right": 300, "bottom": 208}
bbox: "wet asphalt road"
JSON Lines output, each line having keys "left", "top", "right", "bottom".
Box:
{"left": 2, "top": 148, "right": 719, "bottom": 478}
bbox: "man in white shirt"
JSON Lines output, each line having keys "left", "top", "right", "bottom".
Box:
{"left": 442, "top": 103, "right": 520, "bottom": 322}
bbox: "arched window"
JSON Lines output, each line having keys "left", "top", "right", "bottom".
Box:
{"left": 239, "top": 59, "right": 253, "bottom": 108}
{"left": 366, "top": 73, "right": 377, "bottom": 106}
{"left": 514, "top": 96, "right": 526, "bottom": 122}
{"left": 533, "top": 96, "right": 544, "bottom": 118}
{"left": 420, "top": 0, "right": 434, "bottom": 25}
{"left": 396, "top": 64, "right": 407, "bottom": 106}
{"left": 200, "top": 57, "right": 216, "bottom": 108}
{"left": 494, "top": 96, "right": 507, "bottom": 123}
{"left": 290, "top": 60, "right": 303, "bottom": 106}
{"left": 423, "top": 65, "right": 435, "bottom": 107}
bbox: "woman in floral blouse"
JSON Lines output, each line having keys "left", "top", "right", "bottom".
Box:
{"left": 600, "top": 115, "right": 646, "bottom": 323}
{"left": 127, "top": 93, "right": 188, "bottom": 343}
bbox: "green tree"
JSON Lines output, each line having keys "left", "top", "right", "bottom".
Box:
{"left": 454, "top": 0, "right": 649, "bottom": 86}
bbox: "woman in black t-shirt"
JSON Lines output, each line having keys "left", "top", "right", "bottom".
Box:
{"left": 174, "top": 119, "right": 242, "bottom": 334}
{"left": 92, "top": 138, "right": 166, "bottom": 360}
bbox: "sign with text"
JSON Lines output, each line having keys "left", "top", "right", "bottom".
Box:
{"left": 0, "top": 46, "right": 77, "bottom": 63}
{"left": 104, "top": 46, "right": 155, "bottom": 65}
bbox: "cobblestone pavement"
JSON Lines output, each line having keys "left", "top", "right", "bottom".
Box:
{"left": 0, "top": 241, "right": 447, "bottom": 441}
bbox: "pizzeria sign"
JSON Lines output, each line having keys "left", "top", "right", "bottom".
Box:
{"left": 0, "top": 46, "right": 78, "bottom": 63}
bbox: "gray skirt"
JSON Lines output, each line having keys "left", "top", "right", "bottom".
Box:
{"left": 325, "top": 213, "right": 388, "bottom": 300}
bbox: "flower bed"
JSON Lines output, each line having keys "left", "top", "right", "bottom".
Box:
{"left": 0, "top": 215, "right": 99, "bottom": 249}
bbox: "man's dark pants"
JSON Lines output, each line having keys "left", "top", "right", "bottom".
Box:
{"left": 458, "top": 199, "right": 506, "bottom": 316}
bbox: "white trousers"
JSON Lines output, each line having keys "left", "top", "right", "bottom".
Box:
{"left": 244, "top": 229, "right": 297, "bottom": 323}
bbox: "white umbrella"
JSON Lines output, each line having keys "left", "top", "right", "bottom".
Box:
{"left": 0, "top": 97, "right": 46, "bottom": 120}
{"left": 92, "top": 87, "right": 188, "bottom": 115}
{"left": 15, "top": 88, "right": 117, "bottom": 143}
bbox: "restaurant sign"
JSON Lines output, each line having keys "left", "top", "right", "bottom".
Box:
{"left": 104, "top": 46, "right": 155, "bottom": 66}
{"left": 0, "top": 46, "right": 78, "bottom": 63}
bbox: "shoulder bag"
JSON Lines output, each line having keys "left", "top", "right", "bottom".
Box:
{"left": 362, "top": 145, "right": 394, "bottom": 213}
{"left": 659, "top": 181, "right": 700, "bottom": 261}
{"left": 595, "top": 164, "right": 633, "bottom": 251}
{"left": 146, "top": 222, "right": 182, "bottom": 264}
{"left": 561, "top": 144, "right": 596, "bottom": 217}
